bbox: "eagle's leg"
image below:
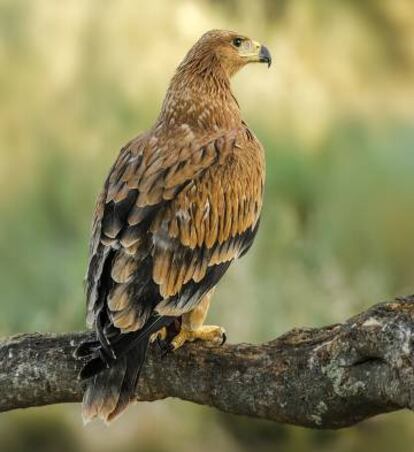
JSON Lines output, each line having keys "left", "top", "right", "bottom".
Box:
{"left": 169, "top": 289, "right": 226, "bottom": 351}
{"left": 149, "top": 326, "right": 167, "bottom": 344}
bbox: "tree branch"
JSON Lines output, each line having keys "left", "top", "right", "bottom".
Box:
{"left": 1, "top": 296, "right": 414, "bottom": 428}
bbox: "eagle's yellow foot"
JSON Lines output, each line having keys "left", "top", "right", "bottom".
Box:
{"left": 170, "top": 325, "right": 226, "bottom": 351}
{"left": 149, "top": 326, "right": 167, "bottom": 344}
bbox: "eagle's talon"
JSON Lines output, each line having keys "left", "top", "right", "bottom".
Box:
{"left": 155, "top": 337, "right": 174, "bottom": 357}
{"left": 150, "top": 326, "right": 168, "bottom": 344}
{"left": 169, "top": 325, "right": 226, "bottom": 351}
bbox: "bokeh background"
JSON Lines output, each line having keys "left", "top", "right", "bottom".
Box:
{"left": 1, "top": 0, "right": 414, "bottom": 451}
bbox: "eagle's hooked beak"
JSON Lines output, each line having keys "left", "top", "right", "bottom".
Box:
{"left": 259, "top": 45, "right": 272, "bottom": 68}
{"left": 246, "top": 41, "right": 272, "bottom": 68}
{"left": 237, "top": 39, "right": 272, "bottom": 68}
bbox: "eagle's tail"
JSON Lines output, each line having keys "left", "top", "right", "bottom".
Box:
{"left": 81, "top": 340, "right": 147, "bottom": 423}
{"left": 76, "top": 315, "right": 174, "bottom": 423}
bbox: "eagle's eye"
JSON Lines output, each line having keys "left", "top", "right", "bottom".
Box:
{"left": 232, "top": 38, "right": 243, "bottom": 48}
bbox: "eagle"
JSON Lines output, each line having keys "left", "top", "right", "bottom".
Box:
{"left": 76, "top": 29, "right": 271, "bottom": 423}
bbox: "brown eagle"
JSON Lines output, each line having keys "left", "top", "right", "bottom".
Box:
{"left": 76, "top": 29, "right": 271, "bottom": 423}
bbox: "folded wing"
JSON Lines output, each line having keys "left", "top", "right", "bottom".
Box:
{"left": 85, "top": 125, "right": 264, "bottom": 346}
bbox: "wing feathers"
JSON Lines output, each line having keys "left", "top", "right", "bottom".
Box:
{"left": 111, "top": 253, "right": 137, "bottom": 284}
{"left": 86, "top": 126, "right": 264, "bottom": 334}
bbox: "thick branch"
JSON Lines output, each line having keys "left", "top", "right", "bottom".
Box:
{"left": 1, "top": 296, "right": 414, "bottom": 428}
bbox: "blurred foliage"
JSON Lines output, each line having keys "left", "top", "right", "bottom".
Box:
{"left": 0, "top": 408, "right": 81, "bottom": 452}
{"left": 0, "top": 0, "right": 414, "bottom": 451}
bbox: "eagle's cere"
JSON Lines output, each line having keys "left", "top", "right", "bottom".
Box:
{"left": 76, "top": 29, "right": 271, "bottom": 423}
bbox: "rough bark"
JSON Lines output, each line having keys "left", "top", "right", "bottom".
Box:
{"left": 1, "top": 296, "right": 414, "bottom": 428}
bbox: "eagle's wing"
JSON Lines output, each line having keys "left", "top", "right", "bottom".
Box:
{"left": 151, "top": 129, "right": 264, "bottom": 315}
{"left": 86, "top": 125, "right": 264, "bottom": 338}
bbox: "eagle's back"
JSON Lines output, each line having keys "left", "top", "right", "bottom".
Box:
{"left": 85, "top": 124, "right": 264, "bottom": 335}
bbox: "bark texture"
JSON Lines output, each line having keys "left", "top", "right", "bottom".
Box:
{"left": 1, "top": 296, "right": 414, "bottom": 428}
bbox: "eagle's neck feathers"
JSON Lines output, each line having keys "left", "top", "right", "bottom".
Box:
{"left": 158, "top": 51, "right": 241, "bottom": 132}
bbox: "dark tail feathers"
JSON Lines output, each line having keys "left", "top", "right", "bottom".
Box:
{"left": 76, "top": 315, "right": 174, "bottom": 423}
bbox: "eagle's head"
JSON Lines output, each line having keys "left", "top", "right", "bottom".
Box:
{"left": 180, "top": 29, "right": 271, "bottom": 79}
{"left": 162, "top": 29, "right": 271, "bottom": 128}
